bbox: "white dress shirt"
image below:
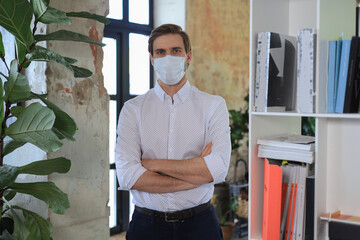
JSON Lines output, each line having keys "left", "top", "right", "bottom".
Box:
{"left": 115, "top": 81, "right": 231, "bottom": 212}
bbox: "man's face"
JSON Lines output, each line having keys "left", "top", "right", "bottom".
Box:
{"left": 150, "top": 33, "right": 192, "bottom": 65}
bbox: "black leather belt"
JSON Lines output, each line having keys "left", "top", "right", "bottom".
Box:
{"left": 135, "top": 201, "right": 211, "bottom": 222}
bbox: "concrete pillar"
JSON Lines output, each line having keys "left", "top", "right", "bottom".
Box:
{"left": 46, "top": 0, "right": 110, "bottom": 239}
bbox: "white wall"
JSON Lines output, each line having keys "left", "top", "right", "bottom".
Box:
{"left": 154, "top": 0, "right": 186, "bottom": 29}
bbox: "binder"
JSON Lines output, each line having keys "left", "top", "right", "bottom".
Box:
{"left": 335, "top": 39, "right": 351, "bottom": 113}
{"left": 297, "top": 28, "right": 316, "bottom": 113}
{"left": 262, "top": 158, "right": 282, "bottom": 240}
{"left": 254, "top": 32, "right": 297, "bottom": 112}
{"left": 343, "top": 36, "right": 360, "bottom": 113}
{"left": 327, "top": 40, "right": 337, "bottom": 113}
{"left": 305, "top": 176, "right": 315, "bottom": 240}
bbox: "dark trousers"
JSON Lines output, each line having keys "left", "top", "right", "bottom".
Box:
{"left": 126, "top": 205, "right": 224, "bottom": 240}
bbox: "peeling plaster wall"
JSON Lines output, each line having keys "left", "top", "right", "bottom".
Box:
{"left": 186, "top": 0, "right": 250, "bottom": 182}
{"left": 46, "top": 0, "right": 110, "bottom": 239}
{"left": 186, "top": 0, "right": 250, "bottom": 110}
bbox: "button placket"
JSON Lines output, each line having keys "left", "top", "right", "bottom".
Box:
{"left": 168, "top": 104, "right": 176, "bottom": 159}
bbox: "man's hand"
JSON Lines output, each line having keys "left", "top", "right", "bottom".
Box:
{"left": 142, "top": 142, "right": 213, "bottom": 171}
{"left": 140, "top": 142, "right": 214, "bottom": 185}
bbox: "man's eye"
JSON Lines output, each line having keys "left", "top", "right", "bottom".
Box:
{"left": 174, "top": 49, "right": 181, "bottom": 53}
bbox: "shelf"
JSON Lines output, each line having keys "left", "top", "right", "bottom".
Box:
{"left": 320, "top": 211, "right": 360, "bottom": 226}
{"left": 251, "top": 112, "right": 360, "bottom": 119}
{"left": 249, "top": 0, "right": 359, "bottom": 239}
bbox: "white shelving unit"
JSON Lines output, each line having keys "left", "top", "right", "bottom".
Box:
{"left": 248, "top": 0, "right": 360, "bottom": 239}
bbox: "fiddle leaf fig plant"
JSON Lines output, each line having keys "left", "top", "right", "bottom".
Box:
{"left": 0, "top": 0, "right": 109, "bottom": 239}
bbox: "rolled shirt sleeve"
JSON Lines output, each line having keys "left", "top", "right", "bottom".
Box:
{"left": 203, "top": 98, "right": 232, "bottom": 184}
{"left": 115, "top": 101, "right": 147, "bottom": 190}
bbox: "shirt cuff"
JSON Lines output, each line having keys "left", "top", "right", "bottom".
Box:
{"left": 203, "top": 153, "right": 227, "bottom": 184}
{"left": 117, "top": 165, "right": 147, "bottom": 191}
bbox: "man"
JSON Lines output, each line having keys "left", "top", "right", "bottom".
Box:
{"left": 115, "top": 23, "right": 231, "bottom": 240}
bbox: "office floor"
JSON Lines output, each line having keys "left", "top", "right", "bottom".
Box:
{"left": 110, "top": 232, "right": 126, "bottom": 240}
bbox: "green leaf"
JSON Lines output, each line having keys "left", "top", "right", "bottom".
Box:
{"left": 0, "top": 76, "right": 3, "bottom": 133}
{"left": 3, "top": 189, "right": 16, "bottom": 201}
{"left": 10, "top": 106, "right": 25, "bottom": 117}
{"left": 0, "top": 31, "right": 4, "bottom": 57}
{"left": 40, "top": 7, "right": 72, "bottom": 24}
{"left": 5, "top": 102, "right": 63, "bottom": 152}
{"left": 15, "top": 38, "right": 27, "bottom": 68}
{"left": 19, "top": 157, "right": 71, "bottom": 175}
{"left": 0, "top": 0, "right": 34, "bottom": 48}
{"left": 63, "top": 57, "right": 77, "bottom": 65}
{"left": 35, "top": 30, "right": 105, "bottom": 47}
{"left": 26, "top": 46, "right": 84, "bottom": 78}
{"left": 10, "top": 92, "right": 47, "bottom": 102}
{"left": 13, "top": 206, "right": 53, "bottom": 240}
{"left": 67, "top": 11, "right": 110, "bottom": 25}
{"left": 0, "top": 165, "right": 20, "bottom": 189}
{"left": 9, "top": 182, "right": 70, "bottom": 214}
{"left": 4, "top": 60, "right": 31, "bottom": 103}
{"left": 3, "top": 140, "right": 26, "bottom": 156}
{"left": 70, "top": 65, "right": 92, "bottom": 78}
{"left": 33, "top": 93, "right": 77, "bottom": 141}
{"left": 31, "top": 0, "right": 71, "bottom": 25}
{"left": 30, "top": 0, "right": 47, "bottom": 21}
{"left": 10, "top": 209, "right": 29, "bottom": 240}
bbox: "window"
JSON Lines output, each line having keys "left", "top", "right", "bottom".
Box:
{"left": 104, "top": 0, "right": 153, "bottom": 235}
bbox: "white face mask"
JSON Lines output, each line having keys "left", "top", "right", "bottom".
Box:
{"left": 154, "top": 55, "right": 187, "bottom": 85}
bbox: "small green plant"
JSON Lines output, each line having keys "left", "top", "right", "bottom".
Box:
{"left": 301, "top": 116, "right": 315, "bottom": 136}
{"left": 212, "top": 194, "right": 238, "bottom": 226}
{"left": 229, "top": 94, "right": 249, "bottom": 151}
{"left": 0, "top": 0, "right": 109, "bottom": 239}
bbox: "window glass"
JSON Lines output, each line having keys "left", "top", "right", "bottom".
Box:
{"left": 108, "top": 0, "right": 123, "bottom": 20}
{"left": 109, "top": 169, "right": 117, "bottom": 228}
{"left": 109, "top": 100, "right": 117, "bottom": 164}
{"left": 103, "top": 38, "right": 117, "bottom": 95}
{"left": 129, "top": 33, "right": 150, "bottom": 95}
{"left": 129, "top": 0, "right": 149, "bottom": 25}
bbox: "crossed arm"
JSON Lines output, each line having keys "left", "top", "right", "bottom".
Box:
{"left": 131, "top": 143, "right": 213, "bottom": 193}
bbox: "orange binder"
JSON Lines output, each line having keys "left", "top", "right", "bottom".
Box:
{"left": 285, "top": 182, "right": 295, "bottom": 240}
{"left": 281, "top": 181, "right": 288, "bottom": 219}
{"left": 262, "top": 158, "right": 282, "bottom": 240}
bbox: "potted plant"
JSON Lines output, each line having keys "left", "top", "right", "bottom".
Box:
{"left": 212, "top": 194, "right": 238, "bottom": 240}
{"left": 0, "top": 0, "right": 108, "bottom": 239}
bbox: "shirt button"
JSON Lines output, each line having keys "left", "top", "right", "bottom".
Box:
{"left": 171, "top": 110, "right": 175, "bottom": 114}
{"left": 170, "top": 129, "right": 173, "bottom": 133}
{"left": 169, "top": 148, "right": 173, "bottom": 152}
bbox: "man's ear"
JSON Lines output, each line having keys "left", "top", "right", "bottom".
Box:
{"left": 187, "top": 51, "right": 193, "bottom": 64}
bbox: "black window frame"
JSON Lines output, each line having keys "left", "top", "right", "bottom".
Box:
{"left": 104, "top": 0, "right": 154, "bottom": 235}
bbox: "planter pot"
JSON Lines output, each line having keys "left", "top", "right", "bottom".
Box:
{"left": 221, "top": 222, "right": 235, "bottom": 240}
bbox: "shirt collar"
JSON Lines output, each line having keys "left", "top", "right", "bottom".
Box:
{"left": 154, "top": 80, "right": 191, "bottom": 104}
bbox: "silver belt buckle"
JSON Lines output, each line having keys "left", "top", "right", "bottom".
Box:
{"left": 165, "top": 212, "right": 178, "bottom": 222}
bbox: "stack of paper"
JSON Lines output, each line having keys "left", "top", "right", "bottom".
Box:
{"left": 257, "top": 134, "right": 315, "bottom": 164}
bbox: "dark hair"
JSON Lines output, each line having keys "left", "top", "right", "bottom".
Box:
{"left": 148, "top": 24, "right": 191, "bottom": 56}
